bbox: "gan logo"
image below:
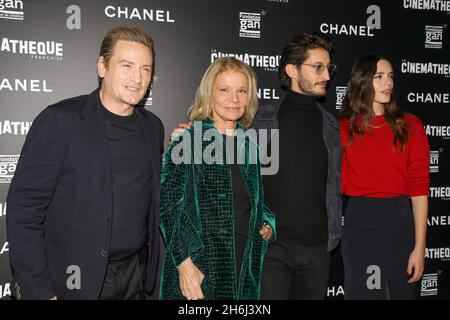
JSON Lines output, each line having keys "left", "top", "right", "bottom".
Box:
{"left": 0, "top": 78, "right": 52, "bottom": 92}
{"left": 0, "top": 283, "right": 11, "bottom": 299}
{"left": 210, "top": 50, "right": 280, "bottom": 72}
{"left": 104, "top": 6, "right": 175, "bottom": 23}
{"left": 425, "top": 25, "right": 444, "bottom": 49}
{"left": 401, "top": 60, "right": 450, "bottom": 78}
{"left": 425, "top": 247, "right": 450, "bottom": 261}
{"left": 407, "top": 92, "right": 449, "bottom": 103}
{"left": 320, "top": 5, "right": 380, "bottom": 37}
{"left": 429, "top": 187, "right": 450, "bottom": 200}
{"left": 239, "top": 12, "right": 261, "bottom": 39}
{"left": 430, "top": 150, "right": 440, "bottom": 173}
{"left": 335, "top": 86, "right": 347, "bottom": 110}
{"left": 1, "top": 37, "right": 63, "bottom": 61}
{"left": 0, "top": 202, "right": 5, "bottom": 217}
{"left": 0, "top": 0, "right": 23, "bottom": 20}
{"left": 404, "top": 0, "right": 450, "bottom": 12}
{"left": 425, "top": 125, "right": 450, "bottom": 139}
{"left": 420, "top": 273, "right": 438, "bottom": 297}
{"left": 0, "top": 155, "right": 19, "bottom": 183}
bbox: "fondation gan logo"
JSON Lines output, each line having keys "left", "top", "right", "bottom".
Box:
{"left": 0, "top": 155, "right": 19, "bottom": 183}
{"left": 239, "top": 12, "right": 261, "bottom": 39}
{"left": 425, "top": 25, "right": 444, "bottom": 49}
{"left": 0, "top": 0, "right": 23, "bottom": 20}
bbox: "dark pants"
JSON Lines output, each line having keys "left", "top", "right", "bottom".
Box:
{"left": 261, "top": 242, "right": 330, "bottom": 300}
{"left": 342, "top": 196, "right": 417, "bottom": 300}
{"left": 99, "top": 247, "right": 148, "bottom": 300}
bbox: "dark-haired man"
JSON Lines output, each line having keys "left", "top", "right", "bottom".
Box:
{"left": 253, "top": 33, "right": 342, "bottom": 300}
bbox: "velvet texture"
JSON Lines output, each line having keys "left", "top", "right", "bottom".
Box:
{"left": 160, "top": 119, "right": 276, "bottom": 300}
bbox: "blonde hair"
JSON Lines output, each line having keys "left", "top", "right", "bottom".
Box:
{"left": 188, "top": 57, "right": 258, "bottom": 128}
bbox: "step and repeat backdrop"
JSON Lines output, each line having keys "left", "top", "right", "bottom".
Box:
{"left": 0, "top": 0, "right": 449, "bottom": 299}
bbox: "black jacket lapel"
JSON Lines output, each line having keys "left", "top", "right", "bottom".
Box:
{"left": 78, "top": 89, "right": 113, "bottom": 206}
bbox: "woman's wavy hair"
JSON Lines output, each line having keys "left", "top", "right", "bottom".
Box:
{"left": 339, "top": 55, "right": 409, "bottom": 149}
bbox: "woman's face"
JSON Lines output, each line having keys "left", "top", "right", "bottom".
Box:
{"left": 211, "top": 70, "right": 249, "bottom": 125}
{"left": 372, "top": 59, "right": 394, "bottom": 109}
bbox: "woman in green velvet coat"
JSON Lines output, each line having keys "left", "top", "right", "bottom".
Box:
{"left": 159, "top": 57, "right": 276, "bottom": 300}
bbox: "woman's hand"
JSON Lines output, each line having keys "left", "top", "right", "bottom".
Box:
{"left": 177, "top": 257, "right": 205, "bottom": 300}
{"left": 406, "top": 246, "right": 425, "bottom": 283}
{"left": 259, "top": 223, "right": 273, "bottom": 241}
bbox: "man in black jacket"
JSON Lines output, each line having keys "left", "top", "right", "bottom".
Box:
{"left": 6, "top": 26, "right": 164, "bottom": 300}
{"left": 252, "top": 33, "right": 342, "bottom": 300}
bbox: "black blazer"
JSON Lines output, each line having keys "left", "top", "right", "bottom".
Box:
{"left": 251, "top": 98, "right": 342, "bottom": 252}
{"left": 6, "top": 89, "right": 164, "bottom": 299}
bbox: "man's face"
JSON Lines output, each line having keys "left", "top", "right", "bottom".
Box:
{"left": 98, "top": 40, "right": 153, "bottom": 112}
{"left": 288, "top": 48, "right": 331, "bottom": 97}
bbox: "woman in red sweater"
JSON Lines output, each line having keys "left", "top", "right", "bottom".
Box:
{"left": 339, "top": 55, "right": 430, "bottom": 299}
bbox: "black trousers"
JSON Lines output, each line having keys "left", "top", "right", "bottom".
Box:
{"left": 99, "top": 247, "right": 148, "bottom": 300}
{"left": 260, "top": 242, "right": 330, "bottom": 300}
{"left": 342, "top": 196, "right": 417, "bottom": 300}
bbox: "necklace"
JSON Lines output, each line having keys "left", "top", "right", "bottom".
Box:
{"left": 369, "top": 116, "right": 386, "bottom": 129}
{"left": 368, "top": 122, "right": 386, "bottom": 129}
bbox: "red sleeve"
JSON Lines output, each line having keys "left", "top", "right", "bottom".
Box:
{"left": 406, "top": 114, "right": 430, "bottom": 197}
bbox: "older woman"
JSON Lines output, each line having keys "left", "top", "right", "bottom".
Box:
{"left": 159, "top": 57, "right": 276, "bottom": 300}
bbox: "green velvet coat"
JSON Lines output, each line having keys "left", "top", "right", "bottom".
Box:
{"left": 159, "top": 119, "right": 276, "bottom": 300}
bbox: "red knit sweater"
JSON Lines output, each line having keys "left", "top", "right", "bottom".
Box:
{"left": 340, "top": 113, "right": 430, "bottom": 198}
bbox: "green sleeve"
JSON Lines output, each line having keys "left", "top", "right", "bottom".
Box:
{"left": 263, "top": 204, "right": 276, "bottom": 244}
{"left": 159, "top": 143, "right": 204, "bottom": 267}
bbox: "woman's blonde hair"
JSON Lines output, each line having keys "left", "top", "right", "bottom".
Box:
{"left": 188, "top": 57, "right": 258, "bottom": 128}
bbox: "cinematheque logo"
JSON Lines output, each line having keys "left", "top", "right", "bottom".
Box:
{"left": 1, "top": 37, "right": 63, "bottom": 61}
{"left": 210, "top": 49, "right": 280, "bottom": 72}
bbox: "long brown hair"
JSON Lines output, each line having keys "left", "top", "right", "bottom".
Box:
{"left": 339, "top": 55, "right": 409, "bottom": 148}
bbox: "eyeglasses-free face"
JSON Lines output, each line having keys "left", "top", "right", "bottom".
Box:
{"left": 299, "top": 62, "right": 337, "bottom": 76}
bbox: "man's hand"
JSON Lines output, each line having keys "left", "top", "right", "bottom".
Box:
{"left": 259, "top": 223, "right": 273, "bottom": 241}
{"left": 177, "top": 257, "right": 205, "bottom": 300}
{"left": 169, "top": 121, "right": 191, "bottom": 143}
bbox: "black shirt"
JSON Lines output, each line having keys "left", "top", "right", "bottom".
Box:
{"left": 263, "top": 90, "right": 328, "bottom": 245}
{"left": 100, "top": 101, "right": 153, "bottom": 261}
{"left": 224, "top": 134, "right": 251, "bottom": 278}
{"left": 223, "top": 135, "right": 252, "bottom": 239}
